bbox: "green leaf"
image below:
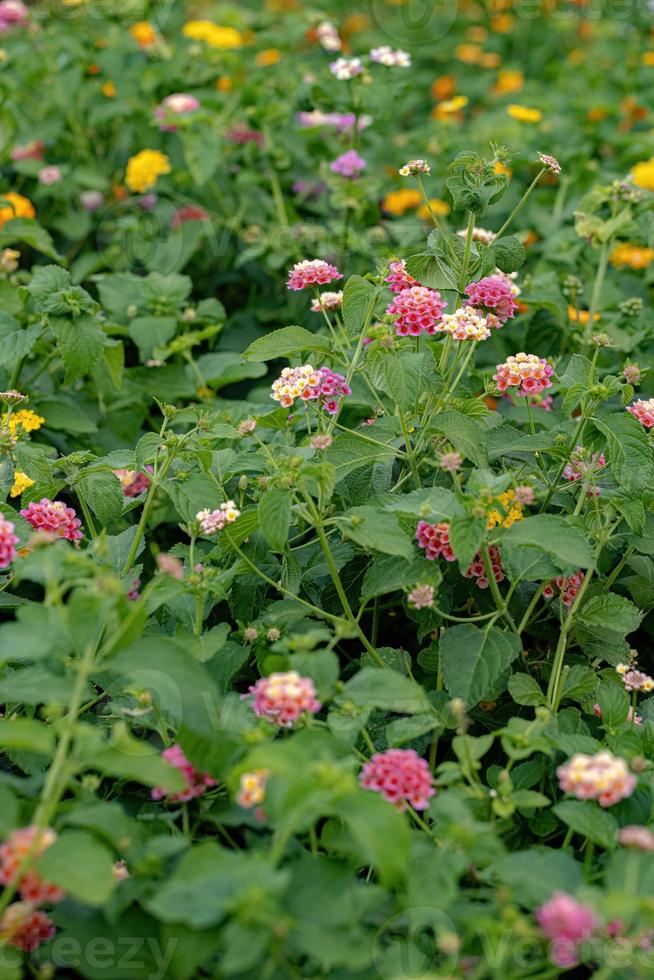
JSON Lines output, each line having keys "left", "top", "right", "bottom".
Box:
{"left": 502, "top": 515, "right": 595, "bottom": 572}
{"left": 430, "top": 410, "right": 487, "bottom": 466}
{"left": 341, "top": 275, "right": 375, "bottom": 336}
{"left": 341, "top": 667, "right": 430, "bottom": 714}
{"left": 75, "top": 470, "right": 125, "bottom": 526}
{"left": 0, "top": 218, "right": 63, "bottom": 261}
{"left": 593, "top": 413, "right": 654, "bottom": 493}
{"left": 491, "top": 847, "right": 583, "bottom": 907}
{"left": 578, "top": 594, "right": 642, "bottom": 636}
{"left": 449, "top": 515, "right": 485, "bottom": 568}
{"left": 441, "top": 625, "right": 521, "bottom": 705}
{"left": 0, "top": 313, "right": 40, "bottom": 369}
{"left": 51, "top": 315, "right": 107, "bottom": 383}
{"left": 258, "top": 489, "right": 292, "bottom": 552}
{"left": 338, "top": 506, "right": 414, "bottom": 558}
{"left": 180, "top": 129, "right": 221, "bottom": 185}
{"left": 361, "top": 555, "right": 440, "bottom": 599}
{"left": 36, "top": 830, "right": 116, "bottom": 906}
{"left": 508, "top": 673, "right": 546, "bottom": 706}
{"left": 597, "top": 681, "right": 630, "bottom": 728}
{"left": 490, "top": 236, "right": 527, "bottom": 273}
{"left": 0, "top": 718, "right": 54, "bottom": 754}
{"left": 323, "top": 418, "right": 402, "bottom": 480}
{"left": 383, "top": 351, "right": 439, "bottom": 411}
{"left": 339, "top": 789, "right": 410, "bottom": 886}
{"left": 128, "top": 315, "right": 177, "bottom": 360}
{"left": 553, "top": 800, "right": 618, "bottom": 849}
{"left": 243, "top": 325, "right": 329, "bottom": 362}
{"left": 404, "top": 254, "right": 458, "bottom": 291}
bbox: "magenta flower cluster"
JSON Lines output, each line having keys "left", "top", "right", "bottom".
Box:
{"left": 152, "top": 744, "right": 217, "bottom": 803}
{"left": 536, "top": 892, "right": 596, "bottom": 968}
{"left": 359, "top": 748, "right": 436, "bottom": 811}
{"left": 416, "top": 521, "right": 456, "bottom": 562}
{"left": 386, "top": 285, "right": 447, "bottom": 336}
{"left": 0, "top": 516, "right": 19, "bottom": 569}
{"left": 20, "top": 499, "right": 83, "bottom": 541}
{"left": 287, "top": 259, "right": 343, "bottom": 291}
{"left": 114, "top": 468, "right": 151, "bottom": 497}
{"left": 385, "top": 260, "right": 419, "bottom": 294}
{"left": 330, "top": 150, "right": 366, "bottom": 178}
{"left": 247, "top": 670, "right": 321, "bottom": 728}
{"left": 543, "top": 571, "right": 584, "bottom": 607}
{"left": 463, "top": 546, "right": 504, "bottom": 590}
{"left": 465, "top": 274, "right": 518, "bottom": 328}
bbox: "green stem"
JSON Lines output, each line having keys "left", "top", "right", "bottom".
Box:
{"left": 415, "top": 175, "right": 442, "bottom": 229}
{"left": 397, "top": 406, "right": 421, "bottom": 488}
{"left": 442, "top": 341, "right": 477, "bottom": 405}
{"left": 582, "top": 239, "right": 610, "bottom": 348}
{"left": 460, "top": 210, "right": 475, "bottom": 288}
{"left": 546, "top": 569, "right": 594, "bottom": 709}
{"left": 494, "top": 168, "right": 546, "bottom": 242}
{"left": 482, "top": 546, "right": 519, "bottom": 635}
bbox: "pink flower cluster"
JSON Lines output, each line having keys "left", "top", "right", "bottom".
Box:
{"left": 0, "top": 903, "right": 55, "bottom": 953}
{"left": 536, "top": 892, "right": 595, "bottom": 968}
{"left": 329, "top": 57, "right": 363, "bottom": 80}
{"left": 464, "top": 547, "right": 504, "bottom": 590}
{"left": 538, "top": 152, "right": 562, "bottom": 175}
{"left": 271, "top": 364, "right": 351, "bottom": 414}
{"left": 416, "top": 521, "right": 456, "bottom": 562}
{"left": 38, "top": 166, "right": 62, "bottom": 186}
{"left": 236, "top": 769, "right": 269, "bottom": 810}
{"left": 196, "top": 501, "right": 240, "bottom": 534}
{"left": 0, "top": 516, "right": 19, "bottom": 569}
{"left": 114, "top": 468, "right": 150, "bottom": 497}
{"left": 618, "top": 825, "right": 654, "bottom": 851}
{"left": 359, "top": 748, "right": 436, "bottom": 811}
{"left": 20, "top": 499, "right": 83, "bottom": 541}
{"left": 170, "top": 205, "right": 210, "bottom": 229}
{"left": 287, "top": 259, "right": 343, "bottom": 291}
{"left": 494, "top": 353, "right": 554, "bottom": 395}
{"left": 399, "top": 159, "right": 430, "bottom": 176}
{"left": 151, "top": 744, "right": 217, "bottom": 803}
{"left": 247, "top": 670, "right": 321, "bottom": 728}
{"left": 557, "top": 751, "right": 637, "bottom": 807}
{"left": 11, "top": 140, "right": 44, "bottom": 163}
{"left": 386, "top": 285, "right": 447, "bottom": 336}
{"left": 311, "top": 290, "right": 343, "bottom": 312}
{"left": 0, "top": 827, "right": 64, "bottom": 905}
{"left": 0, "top": 0, "right": 28, "bottom": 35}
{"left": 385, "top": 259, "right": 419, "bottom": 293}
{"left": 563, "top": 447, "right": 606, "bottom": 492}
{"left": 155, "top": 93, "right": 200, "bottom": 130}
{"left": 370, "top": 45, "right": 411, "bottom": 67}
{"left": 616, "top": 662, "right": 654, "bottom": 693}
{"left": 543, "top": 571, "right": 584, "bottom": 608}
{"left": 465, "top": 275, "right": 518, "bottom": 328}
{"left": 330, "top": 150, "right": 366, "bottom": 178}
{"left": 407, "top": 584, "right": 435, "bottom": 609}
{"left": 627, "top": 398, "right": 654, "bottom": 428}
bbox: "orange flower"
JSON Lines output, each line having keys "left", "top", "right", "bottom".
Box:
{"left": 490, "top": 14, "right": 515, "bottom": 32}
{"left": 216, "top": 75, "right": 233, "bottom": 92}
{"left": 466, "top": 25, "right": 488, "bottom": 41}
{"left": 381, "top": 188, "right": 422, "bottom": 216}
{"left": 523, "top": 230, "right": 539, "bottom": 247}
{"left": 255, "top": 48, "right": 281, "bottom": 66}
{"left": 101, "top": 81, "right": 116, "bottom": 97}
{"left": 455, "top": 43, "right": 482, "bottom": 64}
{"left": 432, "top": 95, "right": 468, "bottom": 120}
{"left": 610, "top": 242, "right": 654, "bottom": 270}
{"left": 342, "top": 13, "right": 371, "bottom": 33}
{"left": 0, "top": 193, "right": 35, "bottom": 228}
{"left": 129, "top": 21, "right": 157, "bottom": 48}
{"left": 431, "top": 74, "right": 455, "bottom": 100}
{"left": 642, "top": 52, "right": 654, "bottom": 66}
{"left": 494, "top": 161, "right": 512, "bottom": 177}
{"left": 417, "top": 199, "right": 450, "bottom": 220}
{"left": 568, "top": 306, "right": 600, "bottom": 324}
{"left": 587, "top": 106, "right": 608, "bottom": 122}
{"left": 480, "top": 52, "right": 501, "bottom": 68}
{"left": 86, "top": 63, "right": 100, "bottom": 75}
{"left": 493, "top": 69, "right": 524, "bottom": 95}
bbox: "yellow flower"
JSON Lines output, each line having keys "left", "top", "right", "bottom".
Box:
{"left": 3, "top": 409, "right": 45, "bottom": 434}
{"left": 382, "top": 188, "right": 422, "bottom": 216}
{"left": 642, "top": 51, "right": 654, "bottom": 66}
{"left": 487, "top": 490, "right": 524, "bottom": 530}
{"left": 568, "top": 306, "right": 600, "bottom": 324}
{"left": 433, "top": 95, "right": 469, "bottom": 119}
{"left": 455, "top": 43, "right": 483, "bottom": 64}
{"left": 129, "top": 21, "right": 157, "bottom": 48}
{"left": 417, "top": 198, "right": 450, "bottom": 220}
{"left": 631, "top": 156, "right": 654, "bottom": 191}
{"left": 182, "top": 21, "right": 242, "bottom": 49}
{"left": 507, "top": 104, "right": 542, "bottom": 123}
{"left": 493, "top": 69, "right": 524, "bottom": 95}
{"left": 494, "top": 161, "right": 512, "bottom": 177}
{"left": 216, "top": 75, "right": 233, "bottom": 92}
{"left": 255, "top": 48, "right": 281, "bottom": 67}
{"left": 490, "top": 13, "right": 515, "bottom": 32}
{"left": 610, "top": 242, "right": 654, "bottom": 270}
{"left": 10, "top": 471, "right": 34, "bottom": 498}
{"left": 125, "top": 150, "right": 171, "bottom": 193}
{"left": 0, "top": 193, "right": 35, "bottom": 229}
{"left": 101, "top": 81, "right": 116, "bottom": 97}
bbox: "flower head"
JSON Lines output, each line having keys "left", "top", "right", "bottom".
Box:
{"left": 329, "top": 57, "right": 363, "bottom": 80}
{"left": 129, "top": 21, "right": 158, "bottom": 48}
{"left": 507, "top": 104, "right": 542, "bottom": 123}
{"left": 386, "top": 286, "right": 446, "bottom": 336}
{"left": 80, "top": 190, "right": 103, "bottom": 212}
{"left": 2, "top": 408, "right": 44, "bottom": 434}
{"left": 0, "top": 192, "right": 34, "bottom": 229}
{"left": 11, "top": 140, "right": 44, "bottom": 162}
{"left": 310, "top": 290, "right": 343, "bottom": 312}
{"left": 543, "top": 571, "right": 584, "bottom": 607}
{"left": 630, "top": 156, "right": 654, "bottom": 192}
{"left": 465, "top": 275, "right": 519, "bottom": 326}
{"left": 370, "top": 46, "right": 411, "bottom": 67}
{"left": 236, "top": 769, "right": 270, "bottom": 808}
{"left": 182, "top": 21, "right": 242, "bottom": 49}
{"left": 557, "top": 751, "right": 637, "bottom": 807}
{"left": 538, "top": 152, "right": 561, "bottom": 174}
{"left": 360, "top": 748, "right": 435, "bottom": 810}
{"left": 399, "top": 159, "right": 430, "bottom": 177}
{"left": 10, "top": 470, "right": 34, "bottom": 498}
{"left": 627, "top": 398, "right": 654, "bottom": 428}
{"left": 271, "top": 365, "right": 350, "bottom": 414}
{"left": 0, "top": 0, "right": 28, "bottom": 34}
{"left": 618, "top": 826, "right": 654, "bottom": 851}
{"left": 125, "top": 150, "right": 171, "bottom": 193}
{"left": 494, "top": 353, "right": 554, "bottom": 395}
{"left": 330, "top": 149, "right": 366, "bottom": 178}
{"left": 151, "top": 744, "right": 217, "bottom": 802}
{"left": 407, "top": 584, "right": 435, "bottom": 609}
{"left": 0, "top": 904, "right": 55, "bottom": 952}
{"left": 311, "top": 434, "right": 332, "bottom": 450}
{"left": 563, "top": 447, "right": 606, "bottom": 493}
{"left": 287, "top": 259, "right": 342, "bottom": 291}
{"left": 20, "top": 499, "right": 83, "bottom": 541}
{"left": 514, "top": 485, "right": 534, "bottom": 506}
{"left": 316, "top": 20, "right": 341, "bottom": 52}
{"left": 196, "top": 501, "right": 240, "bottom": 534}
{"left": 439, "top": 305, "right": 491, "bottom": 342}
{"left": 385, "top": 259, "right": 420, "bottom": 293}
{"left": 0, "top": 516, "right": 18, "bottom": 569}
{"left": 114, "top": 468, "right": 150, "bottom": 497}
{"left": 464, "top": 547, "right": 504, "bottom": 590}
{"left": 247, "top": 671, "right": 321, "bottom": 728}
{"left": 0, "top": 827, "right": 64, "bottom": 904}
{"left": 155, "top": 93, "right": 200, "bottom": 130}
{"left": 38, "top": 166, "right": 62, "bottom": 186}
{"left": 416, "top": 520, "right": 456, "bottom": 562}
{"left": 440, "top": 451, "right": 462, "bottom": 472}
{"left": 536, "top": 893, "right": 595, "bottom": 968}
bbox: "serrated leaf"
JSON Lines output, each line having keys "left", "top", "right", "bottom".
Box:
{"left": 0, "top": 313, "right": 40, "bottom": 369}
{"left": 441, "top": 625, "right": 521, "bottom": 705}
{"left": 243, "top": 326, "right": 329, "bottom": 362}
{"left": 341, "top": 275, "right": 376, "bottom": 336}
{"left": 258, "top": 489, "right": 292, "bottom": 552}
{"left": 36, "top": 830, "right": 116, "bottom": 906}
{"left": 593, "top": 413, "right": 654, "bottom": 493}
{"left": 502, "top": 515, "right": 595, "bottom": 572}
{"left": 449, "top": 515, "right": 485, "bottom": 568}
{"left": 553, "top": 800, "right": 618, "bottom": 849}
{"left": 341, "top": 667, "right": 430, "bottom": 713}
{"left": 75, "top": 470, "right": 125, "bottom": 526}
{"left": 508, "top": 673, "right": 546, "bottom": 706}
{"left": 490, "top": 236, "right": 526, "bottom": 273}
{"left": 404, "top": 254, "right": 457, "bottom": 292}
{"left": 338, "top": 506, "right": 413, "bottom": 558}
{"left": 51, "top": 316, "right": 106, "bottom": 382}
{"left": 578, "top": 594, "right": 642, "bottom": 636}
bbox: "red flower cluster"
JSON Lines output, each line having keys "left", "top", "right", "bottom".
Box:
{"left": 0, "top": 516, "right": 19, "bottom": 569}
{"left": 0, "top": 827, "right": 64, "bottom": 905}
{"left": 385, "top": 259, "right": 419, "bottom": 293}
{"left": 114, "top": 468, "right": 151, "bottom": 497}
{"left": 465, "top": 274, "right": 518, "bottom": 327}
{"left": 416, "top": 520, "right": 456, "bottom": 561}
{"left": 464, "top": 547, "right": 504, "bottom": 589}
{"left": 543, "top": 571, "right": 584, "bottom": 607}
{"left": 0, "top": 903, "right": 55, "bottom": 952}
{"left": 360, "top": 748, "right": 436, "bottom": 811}
{"left": 20, "top": 498, "right": 83, "bottom": 541}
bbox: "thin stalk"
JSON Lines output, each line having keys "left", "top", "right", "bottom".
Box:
{"left": 582, "top": 240, "right": 610, "bottom": 348}
{"left": 482, "top": 546, "right": 519, "bottom": 635}
{"left": 397, "top": 406, "right": 421, "bottom": 488}
{"left": 494, "top": 167, "right": 546, "bottom": 242}
{"left": 460, "top": 210, "right": 475, "bottom": 287}
{"left": 546, "top": 570, "right": 593, "bottom": 709}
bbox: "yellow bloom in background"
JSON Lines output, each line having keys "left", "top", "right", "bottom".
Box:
{"left": 642, "top": 51, "right": 654, "bottom": 66}
{"left": 255, "top": 48, "right": 281, "bottom": 67}
{"left": 216, "top": 75, "right": 233, "bottom": 92}
{"left": 102, "top": 81, "right": 116, "bottom": 97}
{"left": 455, "top": 43, "right": 483, "bottom": 64}
{"left": 432, "top": 95, "right": 468, "bottom": 120}
{"left": 3, "top": 409, "right": 45, "bottom": 434}
{"left": 10, "top": 471, "right": 34, "bottom": 498}
{"left": 493, "top": 69, "right": 524, "bottom": 95}
{"left": 129, "top": 21, "right": 157, "bottom": 48}
{"left": 487, "top": 490, "right": 524, "bottom": 530}
{"left": 490, "top": 14, "right": 515, "bottom": 32}
{"left": 466, "top": 25, "right": 488, "bottom": 41}
{"left": 631, "top": 156, "right": 654, "bottom": 191}
{"left": 507, "top": 104, "right": 542, "bottom": 123}
{"left": 125, "top": 150, "right": 171, "bottom": 193}
{"left": 183, "top": 21, "right": 242, "bottom": 49}
{"left": 0, "top": 193, "right": 35, "bottom": 229}
{"left": 568, "top": 306, "right": 600, "bottom": 324}
{"left": 417, "top": 199, "right": 450, "bottom": 220}
{"left": 494, "top": 161, "right": 512, "bottom": 177}
{"left": 381, "top": 188, "right": 422, "bottom": 216}
{"left": 610, "top": 242, "right": 654, "bottom": 270}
